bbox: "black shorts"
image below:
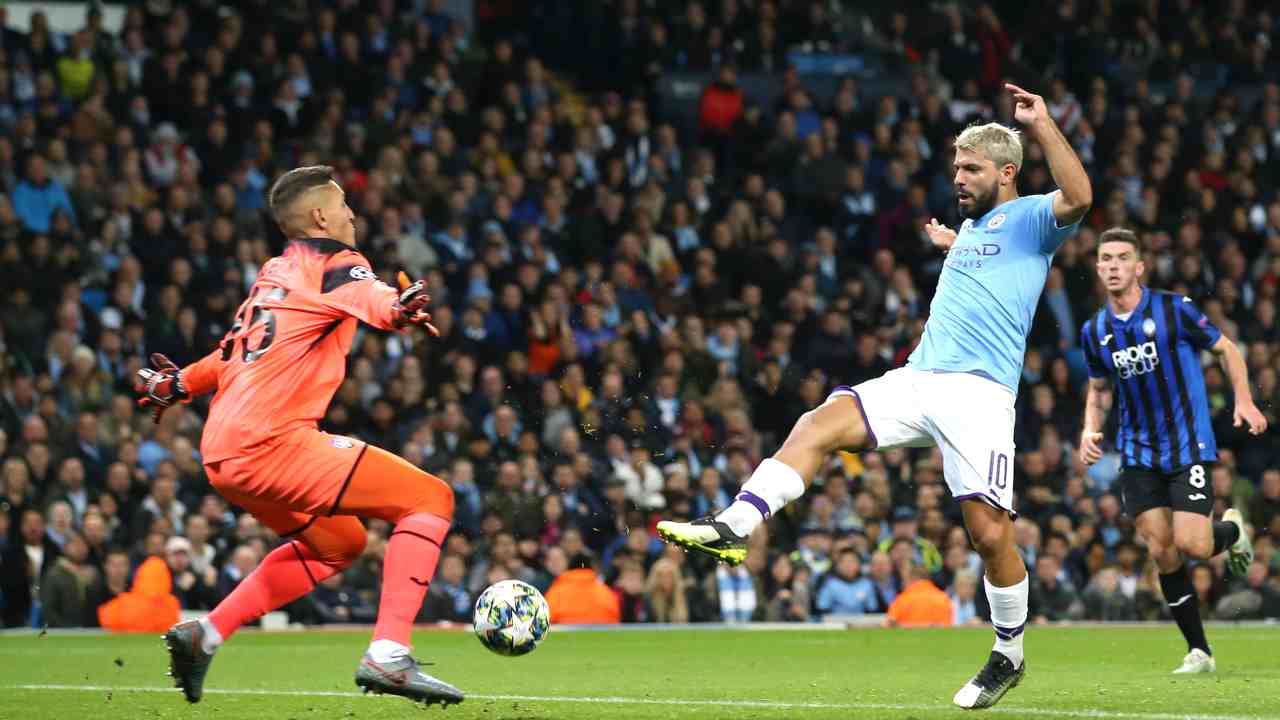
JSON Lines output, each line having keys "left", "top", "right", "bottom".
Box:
{"left": 1119, "top": 463, "right": 1215, "bottom": 518}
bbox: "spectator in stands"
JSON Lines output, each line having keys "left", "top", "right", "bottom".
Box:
{"left": 422, "top": 554, "right": 472, "bottom": 623}
{"left": 878, "top": 506, "right": 942, "bottom": 573}
{"left": 815, "top": 547, "right": 876, "bottom": 617}
{"left": 866, "top": 550, "right": 899, "bottom": 613}
{"left": 1189, "top": 564, "right": 1221, "bottom": 620}
{"left": 1029, "top": 553, "right": 1084, "bottom": 622}
{"left": 97, "top": 554, "right": 180, "bottom": 632}
{"left": 39, "top": 529, "right": 95, "bottom": 627}
{"left": 714, "top": 560, "right": 759, "bottom": 623}
{"left": 131, "top": 463, "right": 185, "bottom": 538}
{"left": 1250, "top": 469, "right": 1280, "bottom": 532}
{"left": 164, "top": 535, "right": 217, "bottom": 610}
{"left": 1265, "top": 567, "right": 1280, "bottom": 620}
{"left": 644, "top": 557, "right": 690, "bottom": 624}
{"left": 698, "top": 63, "right": 744, "bottom": 150}
{"left": 12, "top": 155, "right": 75, "bottom": 234}
{"left": 886, "top": 564, "right": 954, "bottom": 627}
{"left": 949, "top": 568, "right": 982, "bottom": 626}
{"left": 546, "top": 553, "right": 620, "bottom": 625}
{"left": 1215, "top": 561, "right": 1273, "bottom": 619}
{"left": 1083, "top": 567, "right": 1137, "bottom": 621}
{"left": 84, "top": 547, "right": 130, "bottom": 627}
{"left": 304, "top": 572, "right": 377, "bottom": 625}
{"left": 217, "top": 544, "right": 261, "bottom": 600}
{"left": 613, "top": 560, "right": 651, "bottom": 623}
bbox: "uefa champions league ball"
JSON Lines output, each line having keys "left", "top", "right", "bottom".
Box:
{"left": 472, "top": 580, "right": 551, "bottom": 656}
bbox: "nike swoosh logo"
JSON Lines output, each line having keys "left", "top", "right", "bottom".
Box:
{"left": 366, "top": 661, "right": 409, "bottom": 686}
{"left": 409, "top": 576, "right": 431, "bottom": 587}
{"left": 1168, "top": 593, "right": 1194, "bottom": 607}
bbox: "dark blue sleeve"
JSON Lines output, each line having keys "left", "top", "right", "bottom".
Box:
{"left": 1176, "top": 297, "right": 1222, "bottom": 350}
{"left": 1081, "top": 321, "right": 1107, "bottom": 379}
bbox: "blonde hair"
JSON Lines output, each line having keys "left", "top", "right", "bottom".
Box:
{"left": 645, "top": 558, "right": 689, "bottom": 624}
{"left": 954, "top": 123, "right": 1023, "bottom": 171}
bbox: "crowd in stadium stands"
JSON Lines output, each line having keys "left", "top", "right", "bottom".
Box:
{"left": 3, "top": 0, "right": 1280, "bottom": 630}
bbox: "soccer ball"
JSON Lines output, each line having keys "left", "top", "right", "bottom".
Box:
{"left": 472, "top": 580, "right": 551, "bottom": 656}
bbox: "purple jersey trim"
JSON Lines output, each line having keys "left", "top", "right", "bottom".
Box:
{"left": 952, "top": 492, "right": 1017, "bottom": 520}
{"left": 827, "top": 385, "right": 878, "bottom": 449}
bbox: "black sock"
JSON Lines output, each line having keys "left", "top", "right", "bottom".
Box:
{"left": 1211, "top": 521, "right": 1240, "bottom": 556}
{"left": 1159, "top": 566, "right": 1210, "bottom": 654}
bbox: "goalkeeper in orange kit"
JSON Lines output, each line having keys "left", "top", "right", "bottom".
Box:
{"left": 136, "top": 166, "right": 462, "bottom": 706}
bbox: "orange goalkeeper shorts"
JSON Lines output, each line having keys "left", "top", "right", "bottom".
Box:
{"left": 205, "top": 426, "right": 453, "bottom": 536}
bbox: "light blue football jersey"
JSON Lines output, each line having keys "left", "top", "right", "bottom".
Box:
{"left": 908, "top": 192, "right": 1079, "bottom": 393}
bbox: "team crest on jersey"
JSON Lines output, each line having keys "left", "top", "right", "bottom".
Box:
{"left": 1142, "top": 318, "right": 1157, "bottom": 337}
{"left": 331, "top": 437, "right": 355, "bottom": 449}
{"left": 349, "top": 266, "right": 377, "bottom": 281}
{"left": 986, "top": 213, "right": 1007, "bottom": 229}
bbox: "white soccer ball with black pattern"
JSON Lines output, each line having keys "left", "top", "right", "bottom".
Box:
{"left": 472, "top": 580, "right": 551, "bottom": 656}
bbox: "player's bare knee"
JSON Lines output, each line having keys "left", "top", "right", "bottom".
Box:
{"left": 1152, "top": 546, "right": 1182, "bottom": 573}
{"left": 779, "top": 410, "right": 822, "bottom": 454}
{"left": 1142, "top": 535, "right": 1168, "bottom": 562}
{"left": 1174, "top": 531, "right": 1212, "bottom": 561}
{"left": 969, "top": 522, "right": 1010, "bottom": 561}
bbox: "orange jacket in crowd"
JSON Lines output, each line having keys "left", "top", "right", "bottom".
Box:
{"left": 545, "top": 569, "right": 621, "bottom": 624}
{"left": 98, "top": 556, "right": 181, "bottom": 632}
{"left": 887, "top": 579, "right": 955, "bottom": 627}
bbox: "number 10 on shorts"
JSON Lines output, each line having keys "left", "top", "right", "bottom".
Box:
{"left": 987, "top": 451, "right": 1009, "bottom": 490}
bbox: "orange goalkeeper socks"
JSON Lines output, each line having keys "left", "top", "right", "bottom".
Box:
{"left": 372, "top": 512, "right": 450, "bottom": 646}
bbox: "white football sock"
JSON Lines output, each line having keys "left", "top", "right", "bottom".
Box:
{"left": 197, "top": 617, "right": 223, "bottom": 655}
{"left": 985, "top": 573, "right": 1029, "bottom": 667}
{"left": 715, "top": 458, "right": 806, "bottom": 537}
{"left": 367, "top": 639, "right": 411, "bottom": 663}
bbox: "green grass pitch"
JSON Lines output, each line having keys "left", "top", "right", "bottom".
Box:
{"left": 3, "top": 625, "right": 1278, "bottom": 719}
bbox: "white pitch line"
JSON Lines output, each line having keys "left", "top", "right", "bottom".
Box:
{"left": 9, "top": 684, "right": 1274, "bottom": 720}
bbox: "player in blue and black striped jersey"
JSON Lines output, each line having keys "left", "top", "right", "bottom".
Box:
{"left": 1078, "top": 228, "right": 1267, "bottom": 675}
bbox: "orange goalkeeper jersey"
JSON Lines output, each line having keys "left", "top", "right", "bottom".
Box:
{"left": 180, "top": 238, "right": 402, "bottom": 463}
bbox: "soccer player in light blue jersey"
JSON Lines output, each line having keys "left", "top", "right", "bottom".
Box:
{"left": 658, "top": 84, "right": 1092, "bottom": 709}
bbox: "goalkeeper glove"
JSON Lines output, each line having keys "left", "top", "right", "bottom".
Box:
{"left": 392, "top": 271, "right": 440, "bottom": 336}
{"left": 135, "top": 353, "right": 189, "bottom": 423}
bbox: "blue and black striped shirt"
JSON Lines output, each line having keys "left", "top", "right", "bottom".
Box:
{"left": 1081, "top": 289, "right": 1221, "bottom": 472}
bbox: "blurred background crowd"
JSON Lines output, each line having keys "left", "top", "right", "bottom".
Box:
{"left": 2, "top": 0, "right": 1280, "bottom": 630}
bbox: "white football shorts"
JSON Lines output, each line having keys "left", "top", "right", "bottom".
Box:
{"left": 829, "top": 366, "right": 1017, "bottom": 515}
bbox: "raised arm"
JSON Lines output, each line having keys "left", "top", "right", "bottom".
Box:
{"left": 180, "top": 347, "right": 224, "bottom": 398}
{"left": 1079, "top": 377, "right": 1112, "bottom": 465}
{"left": 318, "top": 263, "right": 439, "bottom": 335}
{"left": 1211, "top": 335, "right": 1268, "bottom": 435}
{"left": 135, "top": 350, "right": 221, "bottom": 424}
{"left": 1006, "top": 83, "right": 1092, "bottom": 226}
